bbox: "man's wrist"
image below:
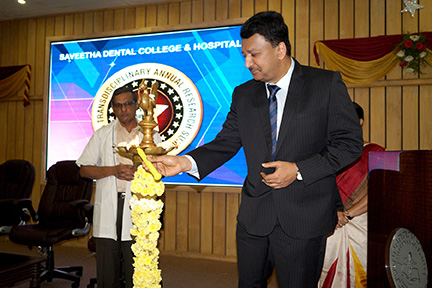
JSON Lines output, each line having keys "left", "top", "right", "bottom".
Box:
{"left": 183, "top": 155, "right": 197, "bottom": 173}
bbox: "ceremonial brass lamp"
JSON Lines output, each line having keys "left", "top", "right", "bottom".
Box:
{"left": 116, "top": 79, "right": 173, "bottom": 168}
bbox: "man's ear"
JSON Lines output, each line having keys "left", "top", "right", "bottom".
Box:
{"left": 277, "top": 42, "right": 287, "bottom": 59}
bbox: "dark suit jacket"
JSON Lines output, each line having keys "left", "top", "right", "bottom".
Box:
{"left": 188, "top": 59, "right": 363, "bottom": 239}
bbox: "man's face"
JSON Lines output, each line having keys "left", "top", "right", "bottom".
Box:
{"left": 242, "top": 33, "right": 283, "bottom": 83}
{"left": 111, "top": 91, "right": 137, "bottom": 126}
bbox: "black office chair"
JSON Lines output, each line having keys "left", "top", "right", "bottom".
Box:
{"left": 9, "top": 160, "right": 93, "bottom": 288}
{"left": 0, "top": 159, "right": 37, "bottom": 234}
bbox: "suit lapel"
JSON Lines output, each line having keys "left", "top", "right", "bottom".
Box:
{"left": 252, "top": 83, "right": 273, "bottom": 154}
{"left": 276, "top": 60, "right": 305, "bottom": 155}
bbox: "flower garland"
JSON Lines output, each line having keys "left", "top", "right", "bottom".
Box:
{"left": 395, "top": 32, "right": 429, "bottom": 74}
{"left": 130, "top": 165, "right": 165, "bottom": 288}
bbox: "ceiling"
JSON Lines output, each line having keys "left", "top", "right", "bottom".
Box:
{"left": 0, "top": 0, "right": 167, "bottom": 21}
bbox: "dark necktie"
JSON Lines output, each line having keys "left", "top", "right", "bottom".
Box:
{"left": 267, "top": 84, "right": 280, "bottom": 161}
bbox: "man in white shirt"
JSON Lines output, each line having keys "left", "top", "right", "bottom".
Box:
{"left": 77, "top": 84, "right": 159, "bottom": 288}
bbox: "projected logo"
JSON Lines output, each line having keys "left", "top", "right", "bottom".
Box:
{"left": 92, "top": 63, "right": 203, "bottom": 155}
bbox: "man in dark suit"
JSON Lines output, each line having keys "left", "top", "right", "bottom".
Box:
{"left": 147, "top": 11, "right": 363, "bottom": 288}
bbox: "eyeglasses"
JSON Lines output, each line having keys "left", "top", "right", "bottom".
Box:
{"left": 112, "top": 101, "right": 136, "bottom": 109}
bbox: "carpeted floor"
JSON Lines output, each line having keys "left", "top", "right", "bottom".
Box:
{"left": 0, "top": 237, "right": 279, "bottom": 288}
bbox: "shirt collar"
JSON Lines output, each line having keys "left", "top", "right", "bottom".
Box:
{"left": 115, "top": 118, "right": 139, "bottom": 133}
{"left": 266, "top": 57, "right": 295, "bottom": 95}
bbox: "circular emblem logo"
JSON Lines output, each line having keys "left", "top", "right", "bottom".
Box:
{"left": 386, "top": 228, "right": 428, "bottom": 288}
{"left": 92, "top": 63, "right": 203, "bottom": 155}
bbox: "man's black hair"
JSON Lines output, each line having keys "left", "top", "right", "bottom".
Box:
{"left": 111, "top": 84, "right": 137, "bottom": 105}
{"left": 240, "top": 11, "right": 291, "bottom": 56}
{"left": 353, "top": 102, "right": 364, "bottom": 120}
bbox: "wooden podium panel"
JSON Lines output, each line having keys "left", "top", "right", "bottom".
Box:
{"left": 368, "top": 150, "right": 432, "bottom": 287}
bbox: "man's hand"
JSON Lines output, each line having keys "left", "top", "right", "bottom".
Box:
{"left": 146, "top": 155, "right": 192, "bottom": 177}
{"left": 114, "top": 163, "right": 136, "bottom": 181}
{"left": 260, "top": 161, "right": 297, "bottom": 189}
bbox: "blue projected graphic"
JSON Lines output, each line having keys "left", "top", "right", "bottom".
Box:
{"left": 48, "top": 25, "right": 252, "bottom": 187}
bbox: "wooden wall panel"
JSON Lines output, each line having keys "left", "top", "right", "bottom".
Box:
{"left": 241, "top": 0, "right": 254, "bottom": 18}
{"left": 55, "top": 15, "right": 64, "bottom": 35}
{"left": 0, "top": 103, "right": 8, "bottom": 163}
{"left": 403, "top": 87, "right": 420, "bottom": 150}
{"left": 203, "top": 0, "right": 215, "bottom": 22}
{"left": 354, "top": 88, "right": 370, "bottom": 142}
{"left": 254, "top": 0, "right": 267, "bottom": 13}
{"left": 188, "top": 192, "right": 201, "bottom": 252}
{"left": 309, "top": 0, "right": 323, "bottom": 66}
{"left": 192, "top": 0, "right": 204, "bottom": 23}
{"left": 401, "top": 1, "right": 421, "bottom": 151}
{"left": 385, "top": 1, "right": 402, "bottom": 151}
{"left": 146, "top": 5, "right": 158, "bottom": 27}
{"left": 216, "top": 0, "right": 229, "bottom": 22}
{"left": 420, "top": 85, "right": 432, "bottom": 150}
{"left": 65, "top": 15, "right": 74, "bottom": 35}
{"left": 419, "top": 0, "right": 432, "bottom": 150}
{"left": 23, "top": 104, "right": 35, "bottom": 164}
{"left": 1, "top": 22, "right": 11, "bottom": 65}
{"left": 295, "top": 0, "right": 309, "bottom": 64}
{"left": 385, "top": 93, "right": 402, "bottom": 150}
{"left": 282, "top": 0, "right": 295, "bottom": 57}
{"left": 168, "top": 2, "right": 180, "bottom": 25}
{"left": 136, "top": 7, "right": 147, "bottom": 28}
{"left": 339, "top": 0, "right": 353, "bottom": 39}
{"left": 176, "top": 191, "right": 189, "bottom": 252}
{"left": 229, "top": 0, "right": 241, "bottom": 19}
{"left": 103, "top": 10, "right": 114, "bottom": 31}
{"left": 114, "top": 9, "right": 125, "bottom": 31}
{"left": 164, "top": 190, "right": 177, "bottom": 251}
{"left": 5, "top": 102, "right": 16, "bottom": 158}
{"left": 268, "top": 0, "right": 281, "bottom": 12}
{"left": 0, "top": 22, "right": 3, "bottom": 65}
{"left": 94, "top": 11, "right": 103, "bottom": 33}
{"left": 9, "top": 21, "right": 19, "bottom": 65}
{"left": 125, "top": 8, "right": 136, "bottom": 29}
{"left": 1, "top": 0, "right": 432, "bottom": 260}
{"left": 180, "top": 1, "right": 192, "bottom": 24}
{"left": 370, "top": 88, "right": 386, "bottom": 147}
{"left": 15, "top": 101, "right": 25, "bottom": 159}
{"left": 369, "top": 0, "right": 386, "bottom": 148}
{"left": 324, "top": 0, "right": 338, "bottom": 40}
{"left": 213, "top": 193, "right": 226, "bottom": 255}
{"left": 200, "top": 192, "right": 213, "bottom": 255}
{"left": 83, "top": 12, "right": 94, "bottom": 34}
{"left": 226, "top": 193, "right": 240, "bottom": 257}
{"left": 354, "top": 0, "right": 369, "bottom": 38}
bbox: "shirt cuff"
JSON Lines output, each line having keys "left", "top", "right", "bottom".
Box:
{"left": 184, "top": 155, "right": 200, "bottom": 179}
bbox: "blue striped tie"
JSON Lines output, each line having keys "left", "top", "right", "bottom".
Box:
{"left": 267, "top": 84, "right": 280, "bottom": 161}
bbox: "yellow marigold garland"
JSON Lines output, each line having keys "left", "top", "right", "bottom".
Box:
{"left": 130, "top": 165, "right": 165, "bottom": 288}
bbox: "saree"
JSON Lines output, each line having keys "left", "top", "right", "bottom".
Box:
{"left": 318, "top": 143, "right": 385, "bottom": 288}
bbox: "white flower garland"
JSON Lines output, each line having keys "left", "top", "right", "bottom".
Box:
{"left": 130, "top": 165, "right": 165, "bottom": 288}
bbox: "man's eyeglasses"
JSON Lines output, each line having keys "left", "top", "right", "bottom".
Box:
{"left": 112, "top": 101, "right": 136, "bottom": 109}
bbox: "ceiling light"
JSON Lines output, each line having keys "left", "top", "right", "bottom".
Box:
{"left": 18, "top": 0, "right": 26, "bottom": 4}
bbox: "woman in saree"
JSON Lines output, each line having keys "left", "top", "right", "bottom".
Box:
{"left": 318, "top": 102, "right": 385, "bottom": 288}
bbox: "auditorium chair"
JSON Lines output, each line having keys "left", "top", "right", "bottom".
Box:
{"left": 0, "top": 159, "right": 37, "bottom": 234}
{"left": 9, "top": 160, "right": 93, "bottom": 288}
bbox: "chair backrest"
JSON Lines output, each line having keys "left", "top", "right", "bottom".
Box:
{"left": 0, "top": 159, "right": 35, "bottom": 200}
{"left": 37, "top": 161, "right": 93, "bottom": 228}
